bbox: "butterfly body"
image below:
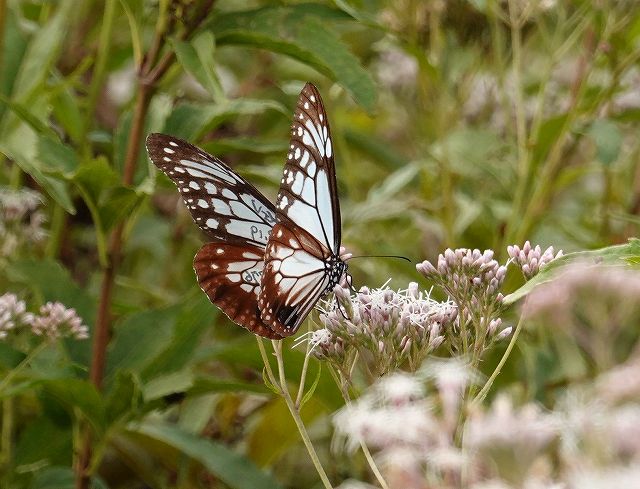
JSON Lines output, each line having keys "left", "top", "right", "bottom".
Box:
{"left": 147, "top": 83, "right": 346, "bottom": 339}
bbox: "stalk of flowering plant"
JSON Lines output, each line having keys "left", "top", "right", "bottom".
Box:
{"left": 472, "top": 242, "right": 562, "bottom": 404}
{"left": 256, "top": 338, "right": 334, "bottom": 489}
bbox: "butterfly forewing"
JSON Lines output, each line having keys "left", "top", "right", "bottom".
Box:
{"left": 146, "top": 133, "right": 276, "bottom": 247}
{"left": 259, "top": 83, "right": 346, "bottom": 336}
{"left": 147, "top": 133, "right": 281, "bottom": 339}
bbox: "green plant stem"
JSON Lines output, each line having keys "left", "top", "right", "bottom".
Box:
{"left": 295, "top": 335, "right": 312, "bottom": 407}
{"left": 472, "top": 314, "right": 525, "bottom": 406}
{"left": 0, "top": 398, "right": 14, "bottom": 483}
{"left": 270, "top": 340, "right": 333, "bottom": 489}
{"left": 503, "top": 0, "right": 530, "bottom": 249}
{"left": 45, "top": 204, "right": 66, "bottom": 258}
{"left": 331, "top": 368, "right": 390, "bottom": 489}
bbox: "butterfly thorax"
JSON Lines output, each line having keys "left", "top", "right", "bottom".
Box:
{"left": 324, "top": 256, "right": 348, "bottom": 295}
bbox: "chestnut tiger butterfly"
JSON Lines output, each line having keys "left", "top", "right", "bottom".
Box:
{"left": 146, "top": 83, "right": 347, "bottom": 338}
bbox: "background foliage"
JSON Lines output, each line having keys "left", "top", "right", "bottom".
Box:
{"left": 1, "top": 0, "right": 639, "bottom": 488}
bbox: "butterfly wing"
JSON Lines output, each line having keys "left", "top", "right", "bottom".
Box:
{"left": 194, "top": 243, "right": 282, "bottom": 339}
{"left": 259, "top": 83, "right": 345, "bottom": 336}
{"left": 146, "top": 133, "right": 276, "bottom": 247}
{"left": 146, "top": 133, "right": 281, "bottom": 338}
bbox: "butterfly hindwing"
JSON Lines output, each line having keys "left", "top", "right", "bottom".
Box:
{"left": 259, "top": 83, "right": 347, "bottom": 336}
{"left": 146, "top": 133, "right": 280, "bottom": 338}
{"left": 194, "top": 243, "right": 282, "bottom": 339}
{"left": 146, "top": 133, "right": 276, "bottom": 248}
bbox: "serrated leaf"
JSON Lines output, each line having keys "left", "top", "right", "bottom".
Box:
{"left": 132, "top": 422, "right": 284, "bottom": 489}
{"left": 503, "top": 239, "right": 640, "bottom": 305}
{"left": 208, "top": 4, "right": 376, "bottom": 111}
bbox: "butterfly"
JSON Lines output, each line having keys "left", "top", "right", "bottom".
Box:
{"left": 146, "top": 83, "right": 347, "bottom": 339}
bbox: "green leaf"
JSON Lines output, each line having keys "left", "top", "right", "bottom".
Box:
{"left": 38, "top": 136, "right": 80, "bottom": 176}
{"left": 105, "top": 306, "right": 178, "bottom": 382}
{"left": 163, "top": 99, "right": 287, "bottom": 140}
{"left": 209, "top": 4, "right": 376, "bottom": 111}
{"left": 0, "top": 342, "right": 26, "bottom": 369}
{"left": 503, "top": 239, "right": 640, "bottom": 305}
{"left": 587, "top": 119, "right": 622, "bottom": 165}
{"left": 11, "top": 0, "right": 76, "bottom": 103}
{"left": 29, "top": 467, "right": 107, "bottom": 489}
{"left": 142, "top": 370, "right": 194, "bottom": 401}
{"left": 299, "top": 362, "right": 322, "bottom": 407}
{"left": 173, "top": 32, "right": 222, "bottom": 100}
{"left": 141, "top": 295, "right": 214, "bottom": 380}
{"left": 41, "top": 379, "right": 106, "bottom": 432}
{"left": 105, "top": 371, "right": 142, "bottom": 425}
{"left": 531, "top": 113, "right": 569, "bottom": 165}
{"left": 132, "top": 422, "right": 284, "bottom": 489}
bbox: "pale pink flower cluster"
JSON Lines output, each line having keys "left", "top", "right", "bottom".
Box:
{"left": 508, "top": 241, "right": 563, "bottom": 279}
{"left": 333, "top": 361, "right": 473, "bottom": 488}
{"left": 312, "top": 282, "right": 457, "bottom": 375}
{"left": 31, "top": 302, "right": 89, "bottom": 340}
{"left": 0, "top": 293, "right": 34, "bottom": 340}
{"left": 0, "top": 187, "right": 46, "bottom": 257}
{"left": 0, "top": 293, "right": 89, "bottom": 341}
{"left": 416, "top": 248, "right": 512, "bottom": 355}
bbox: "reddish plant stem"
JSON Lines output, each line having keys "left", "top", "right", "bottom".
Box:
{"left": 77, "top": 3, "right": 216, "bottom": 487}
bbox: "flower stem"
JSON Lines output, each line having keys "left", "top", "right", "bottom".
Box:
{"left": 472, "top": 314, "right": 525, "bottom": 406}
{"left": 333, "top": 373, "right": 390, "bottom": 489}
{"left": 270, "top": 340, "right": 333, "bottom": 489}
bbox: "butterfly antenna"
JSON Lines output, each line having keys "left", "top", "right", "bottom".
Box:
{"left": 346, "top": 254, "right": 412, "bottom": 263}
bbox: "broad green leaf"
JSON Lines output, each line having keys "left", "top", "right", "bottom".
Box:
{"left": 105, "top": 306, "right": 178, "bottom": 382}
{"left": 587, "top": 119, "right": 622, "bottom": 165}
{"left": 503, "top": 239, "right": 640, "bottom": 305}
{"left": 11, "top": 0, "right": 76, "bottom": 103}
{"left": 132, "top": 422, "right": 284, "bottom": 489}
{"left": 143, "top": 370, "right": 194, "bottom": 401}
{"left": 162, "top": 99, "right": 287, "bottom": 141}
{"left": 208, "top": 4, "right": 376, "bottom": 111}
{"left": 173, "top": 32, "right": 223, "bottom": 100}
{"left": 38, "top": 136, "right": 80, "bottom": 176}
{"left": 14, "top": 419, "right": 72, "bottom": 471}
{"left": 0, "top": 101, "right": 75, "bottom": 213}
{"left": 141, "top": 295, "right": 214, "bottom": 380}
{"left": 0, "top": 342, "right": 26, "bottom": 369}
{"left": 105, "top": 371, "right": 142, "bottom": 425}
{"left": 0, "top": 10, "right": 27, "bottom": 119}
{"left": 41, "top": 379, "right": 106, "bottom": 432}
